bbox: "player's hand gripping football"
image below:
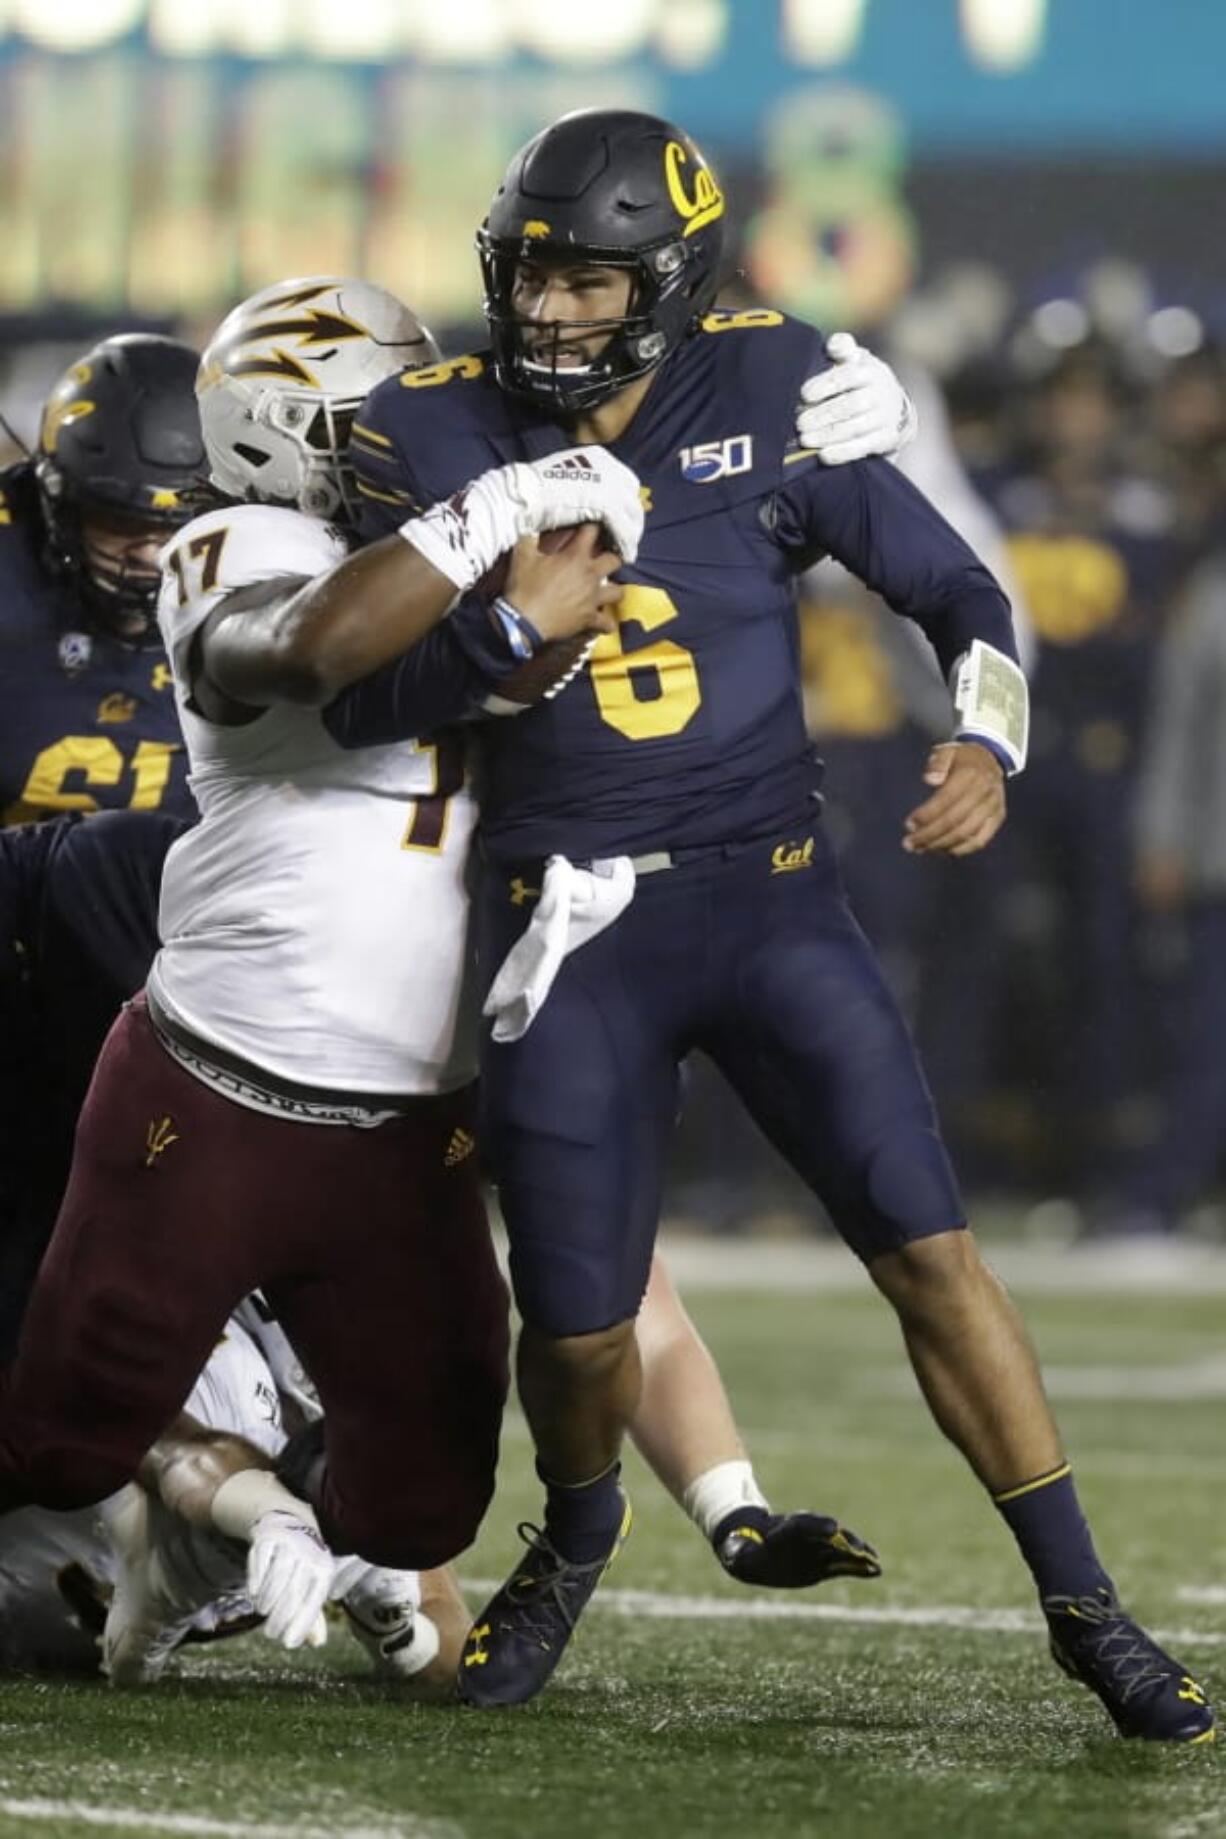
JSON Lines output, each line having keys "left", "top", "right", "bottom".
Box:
{"left": 504, "top": 526, "right": 622, "bottom": 645}
{"left": 796, "top": 332, "right": 918, "bottom": 464}
{"left": 903, "top": 740, "right": 1006, "bottom": 857}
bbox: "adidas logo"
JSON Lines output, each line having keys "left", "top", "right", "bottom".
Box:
{"left": 445, "top": 1127, "right": 476, "bottom": 1167}
{"left": 539, "top": 452, "right": 598, "bottom": 485}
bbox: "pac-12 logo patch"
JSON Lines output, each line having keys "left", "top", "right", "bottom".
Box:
{"left": 680, "top": 435, "right": 753, "bottom": 484}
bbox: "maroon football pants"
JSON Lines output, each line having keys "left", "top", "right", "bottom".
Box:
{"left": 0, "top": 999, "right": 509, "bottom": 1570}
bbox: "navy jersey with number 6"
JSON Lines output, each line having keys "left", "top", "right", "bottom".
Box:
{"left": 0, "top": 465, "right": 190, "bottom": 828}
{"left": 342, "top": 310, "right": 1017, "bottom": 862}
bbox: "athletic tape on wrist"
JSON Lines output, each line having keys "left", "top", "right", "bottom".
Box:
{"left": 210, "top": 1469, "right": 319, "bottom": 1544}
{"left": 951, "top": 639, "right": 1029, "bottom": 774}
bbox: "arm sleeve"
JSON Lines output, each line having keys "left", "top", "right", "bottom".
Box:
{"left": 0, "top": 815, "right": 68, "bottom": 952}
{"left": 321, "top": 593, "right": 529, "bottom": 749}
{"left": 773, "top": 453, "right": 1019, "bottom": 679}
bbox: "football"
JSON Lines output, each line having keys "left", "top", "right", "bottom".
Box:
{"left": 480, "top": 522, "right": 605, "bottom": 707}
{"left": 476, "top": 519, "right": 601, "bottom": 603}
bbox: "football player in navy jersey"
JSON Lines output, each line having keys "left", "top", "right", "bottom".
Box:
{"left": 0, "top": 335, "right": 205, "bottom": 829}
{"left": 337, "top": 110, "right": 1213, "bottom": 1741}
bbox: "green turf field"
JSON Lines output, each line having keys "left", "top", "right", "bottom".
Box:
{"left": 0, "top": 1241, "right": 1221, "bottom": 1839}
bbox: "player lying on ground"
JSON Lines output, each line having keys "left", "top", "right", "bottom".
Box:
{"left": 0, "top": 1296, "right": 458, "bottom": 1692}
{"left": 340, "top": 110, "right": 1214, "bottom": 1742}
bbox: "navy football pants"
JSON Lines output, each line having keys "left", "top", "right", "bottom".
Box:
{"left": 478, "top": 824, "right": 966, "bottom": 1336}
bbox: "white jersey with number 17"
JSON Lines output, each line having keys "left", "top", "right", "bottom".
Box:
{"left": 149, "top": 503, "right": 477, "bottom": 1097}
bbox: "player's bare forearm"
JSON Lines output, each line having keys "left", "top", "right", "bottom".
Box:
{"left": 903, "top": 741, "right": 1006, "bottom": 856}
{"left": 137, "top": 1412, "right": 276, "bottom": 1528}
{"left": 203, "top": 537, "right": 459, "bottom": 708}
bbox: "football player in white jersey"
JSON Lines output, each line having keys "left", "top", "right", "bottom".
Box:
{"left": 0, "top": 277, "right": 642, "bottom": 1575}
{"left": 0, "top": 1300, "right": 457, "bottom": 1693}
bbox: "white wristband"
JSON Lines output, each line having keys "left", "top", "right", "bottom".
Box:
{"left": 210, "top": 1469, "right": 319, "bottom": 1544}
{"left": 681, "top": 1460, "right": 769, "bottom": 1543}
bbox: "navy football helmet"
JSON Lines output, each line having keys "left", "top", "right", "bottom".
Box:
{"left": 478, "top": 108, "right": 726, "bottom": 413}
{"left": 35, "top": 335, "right": 206, "bottom": 641}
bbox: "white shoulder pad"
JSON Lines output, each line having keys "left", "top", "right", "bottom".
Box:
{"left": 157, "top": 505, "right": 350, "bottom": 682}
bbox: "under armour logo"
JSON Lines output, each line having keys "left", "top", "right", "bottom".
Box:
{"left": 145, "top": 1116, "right": 179, "bottom": 1167}
{"left": 464, "top": 1621, "right": 491, "bottom": 1668}
{"left": 509, "top": 876, "right": 541, "bottom": 906}
{"left": 1178, "top": 1677, "right": 1208, "bottom": 1707}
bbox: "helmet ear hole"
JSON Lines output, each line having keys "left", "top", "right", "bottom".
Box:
{"left": 233, "top": 441, "right": 271, "bottom": 469}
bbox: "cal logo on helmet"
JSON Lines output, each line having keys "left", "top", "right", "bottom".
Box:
{"left": 664, "top": 140, "right": 724, "bottom": 236}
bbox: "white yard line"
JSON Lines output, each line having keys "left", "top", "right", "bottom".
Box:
{"left": 655, "top": 1233, "right": 1226, "bottom": 1294}
{"left": 862, "top": 1355, "right": 1226, "bottom": 1403}
{"left": 0, "top": 1804, "right": 458, "bottom": 1839}
{"left": 462, "top": 1579, "right": 1226, "bottom": 1647}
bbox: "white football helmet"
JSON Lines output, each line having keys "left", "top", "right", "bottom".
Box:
{"left": 196, "top": 276, "right": 439, "bottom": 524}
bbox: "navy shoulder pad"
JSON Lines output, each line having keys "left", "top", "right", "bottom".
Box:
{"left": 356, "top": 350, "right": 527, "bottom": 503}
{"left": 669, "top": 308, "right": 827, "bottom": 498}
{"left": 697, "top": 307, "right": 825, "bottom": 414}
{"left": 0, "top": 460, "right": 39, "bottom": 533}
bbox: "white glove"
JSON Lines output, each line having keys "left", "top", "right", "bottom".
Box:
{"left": 795, "top": 332, "right": 918, "bottom": 464}
{"left": 401, "top": 446, "right": 643, "bottom": 593}
{"left": 248, "top": 1509, "right": 333, "bottom": 1651}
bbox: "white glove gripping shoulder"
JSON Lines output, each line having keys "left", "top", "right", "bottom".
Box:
{"left": 399, "top": 446, "right": 643, "bottom": 593}
{"left": 795, "top": 332, "right": 918, "bottom": 465}
{"left": 951, "top": 639, "right": 1029, "bottom": 774}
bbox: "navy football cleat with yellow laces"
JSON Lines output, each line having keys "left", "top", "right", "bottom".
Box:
{"left": 714, "top": 1509, "right": 882, "bottom": 1589}
{"left": 459, "top": 1495, "right": 632, "bottom": 1707}
{"left": 1044, "top": 1589, "right": 1216, "bottom": 1742}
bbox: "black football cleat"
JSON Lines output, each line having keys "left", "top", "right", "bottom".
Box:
{"left": 715, "top": 1509, "right": 882, "bottom": 1589}
{"left": 1044, "top": 1589, "right": 1216, "bottom": 1743}
{"left": 458, "top": 1496, "right": 631, "bottom": 1708}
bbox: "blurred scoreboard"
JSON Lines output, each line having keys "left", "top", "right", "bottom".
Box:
{"left": 1, "top": 0, "right": 1224, "bottom": 325}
